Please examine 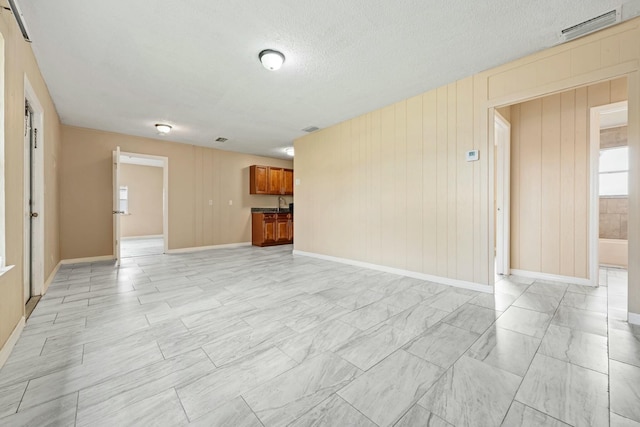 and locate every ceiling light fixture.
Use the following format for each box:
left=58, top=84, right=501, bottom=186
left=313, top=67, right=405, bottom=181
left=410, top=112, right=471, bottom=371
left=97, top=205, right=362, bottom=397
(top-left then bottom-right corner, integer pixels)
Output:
left=155, top=123, right=172, bottom=135
left=284, top=147, right=294, bottom=157
left=259, top=49, right=285, bottom=71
